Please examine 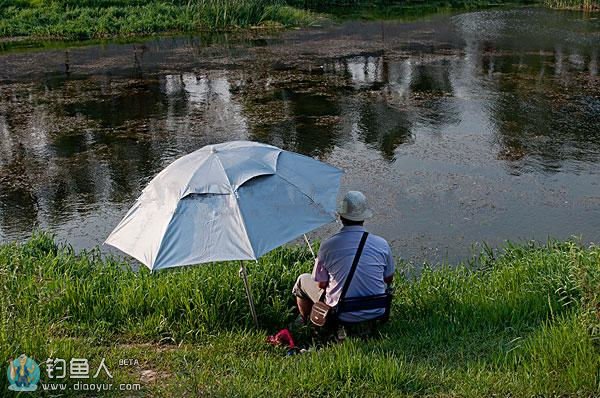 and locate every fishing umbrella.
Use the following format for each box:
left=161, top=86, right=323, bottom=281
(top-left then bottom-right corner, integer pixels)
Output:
left=105, top=140, right=342, bottom=326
